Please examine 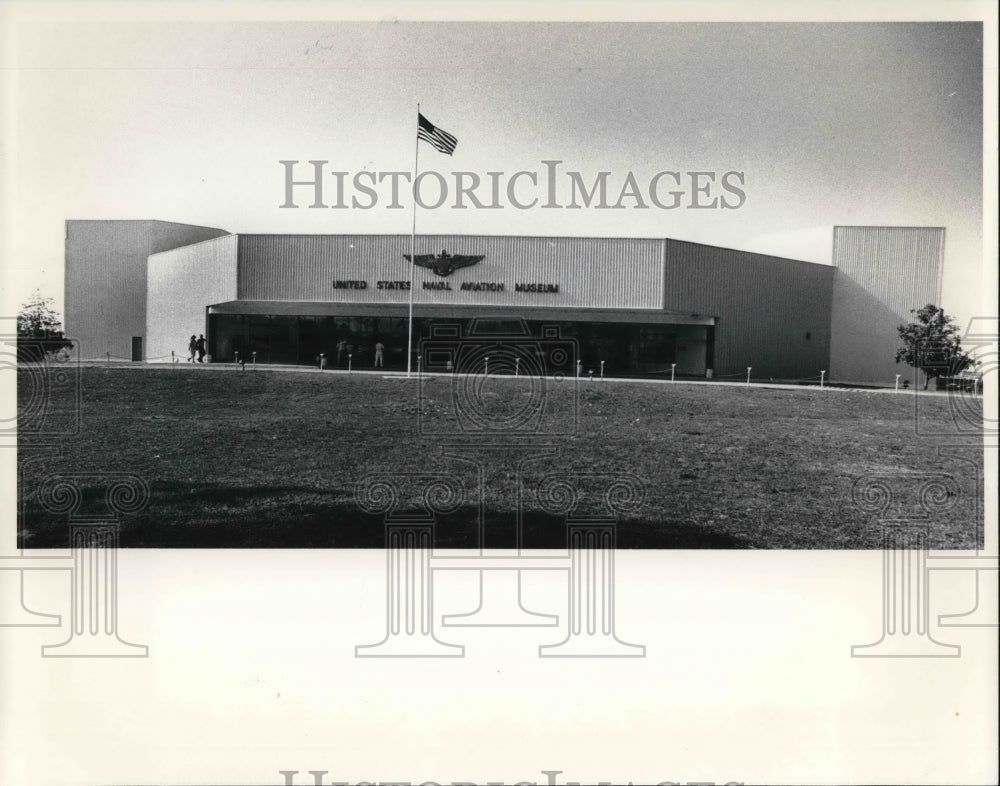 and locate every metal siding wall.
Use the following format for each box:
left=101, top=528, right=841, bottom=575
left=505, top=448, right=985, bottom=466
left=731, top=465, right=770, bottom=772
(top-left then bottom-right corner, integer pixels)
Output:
left=661, top=239, right=834, bottom=379
left=64, top=220, right=229, bottom=359
left=65, top=221, right=149, bottom=360
left=146, top=235, right=239, bottom=361
left=236, top=235, right=664, bottom=310
left=829, top=226, right=945, bottom=384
